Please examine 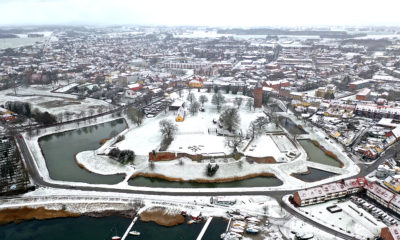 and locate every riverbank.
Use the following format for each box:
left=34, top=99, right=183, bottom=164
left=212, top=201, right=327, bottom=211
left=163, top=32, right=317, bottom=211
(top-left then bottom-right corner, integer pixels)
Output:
left=0, top=206, right=138, bottom=226
left=139, top=207, right=185, bottom=227
left=0, top=207, right=79, bottom=225
left=130, top=171, right=276, bottom=183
